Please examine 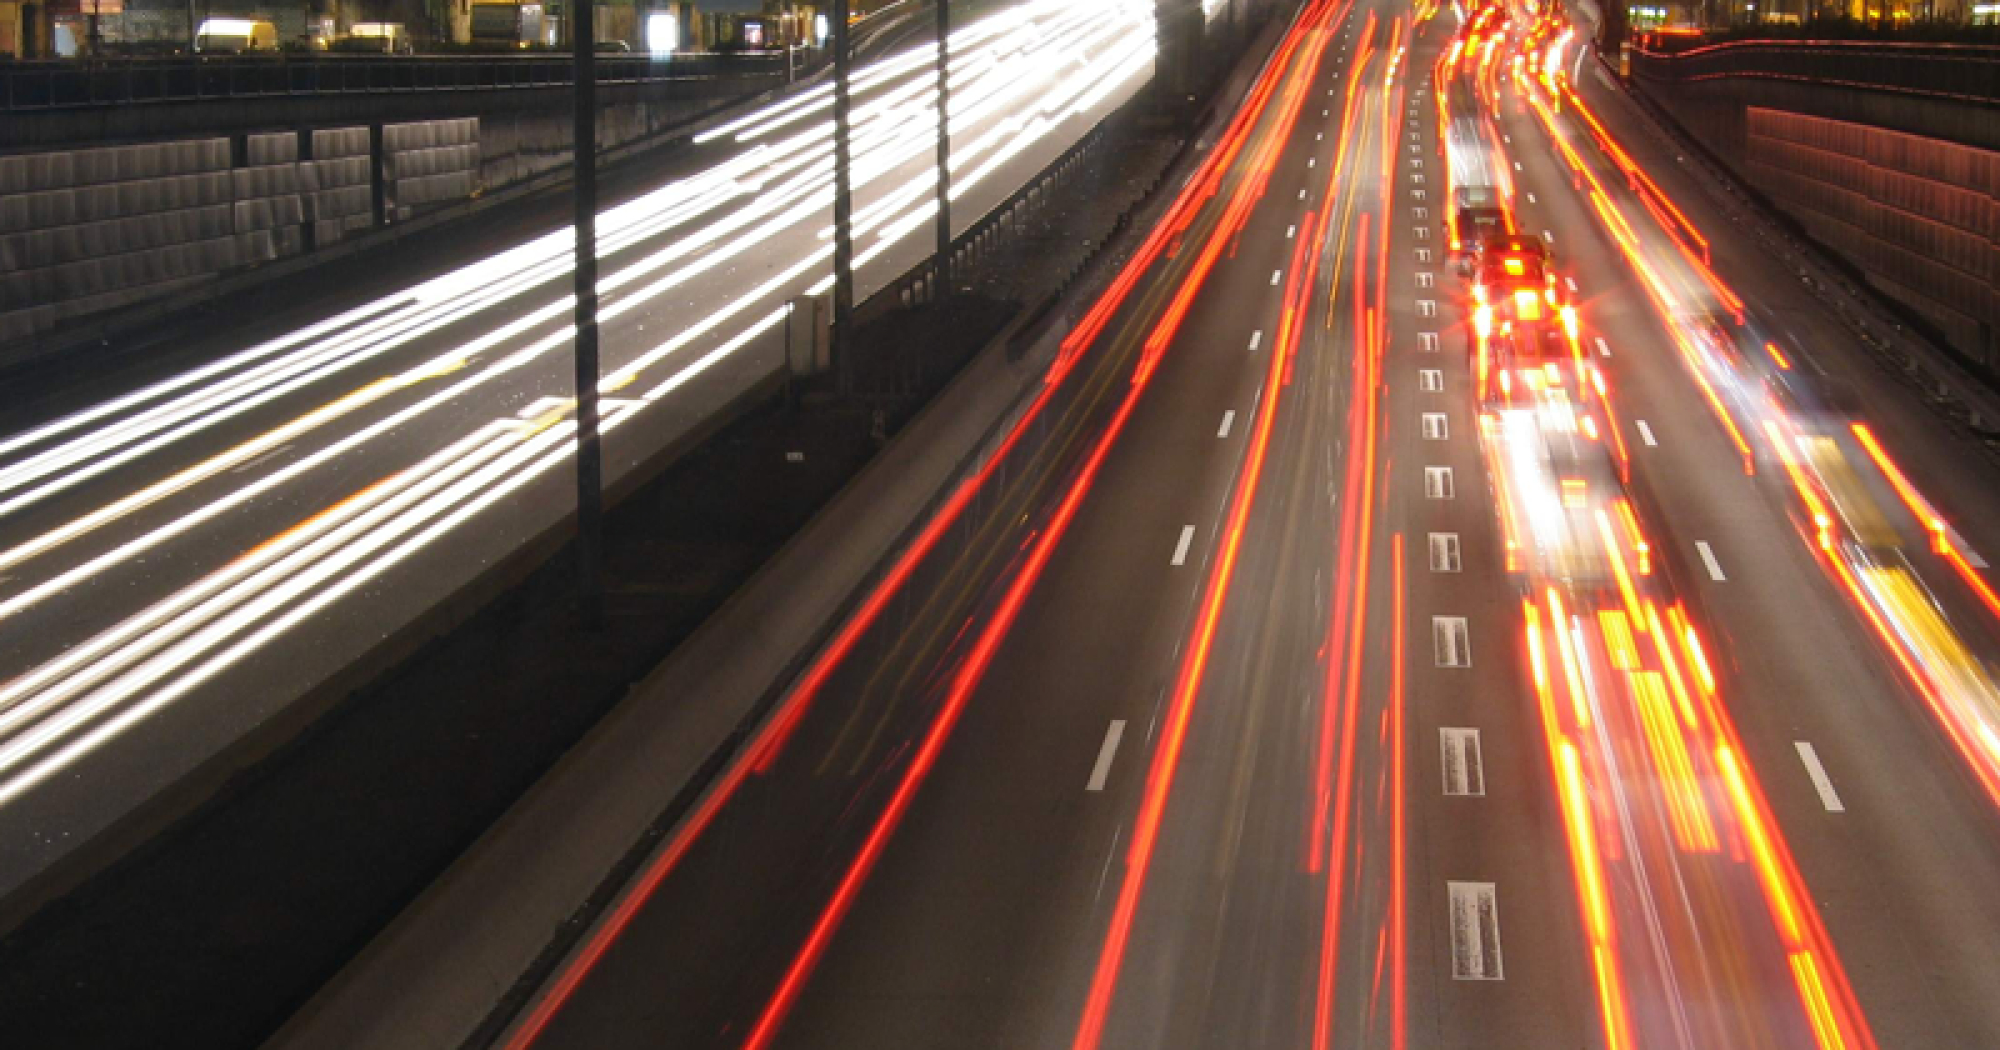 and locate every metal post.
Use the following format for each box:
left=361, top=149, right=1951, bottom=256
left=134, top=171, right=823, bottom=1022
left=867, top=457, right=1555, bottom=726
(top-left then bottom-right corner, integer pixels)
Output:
left=933, top=0, right=951, bottom=300
left=573, top=0, right=605, bottom=626
left=831, top=0, right=854, bottom=393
